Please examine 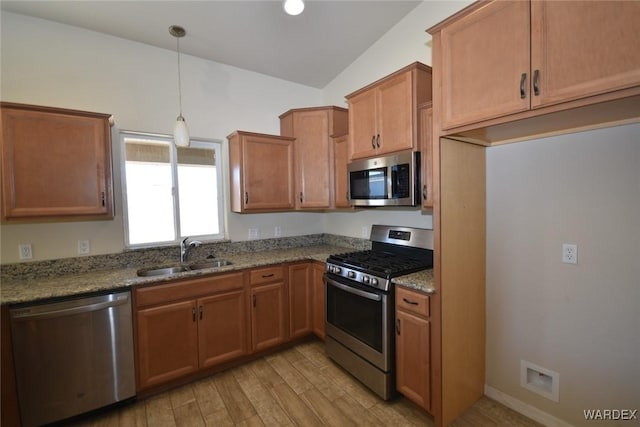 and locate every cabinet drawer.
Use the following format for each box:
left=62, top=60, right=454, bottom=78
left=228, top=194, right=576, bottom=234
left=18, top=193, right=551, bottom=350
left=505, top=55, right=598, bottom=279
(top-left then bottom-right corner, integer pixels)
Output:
left=396, top=286, right=430, bottom=318
left=249, top=266, right=284, bottom=286
left=136, top=272, right=244, bottom=308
